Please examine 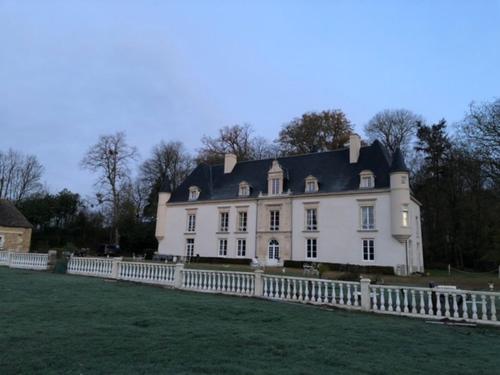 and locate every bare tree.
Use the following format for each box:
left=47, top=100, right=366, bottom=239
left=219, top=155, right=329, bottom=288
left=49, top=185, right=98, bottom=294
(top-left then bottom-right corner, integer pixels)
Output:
left=364, top=109, right=422, bottom=156
left=460, top=99, right=500, bottom=183
left=0, top=149, right=43, bottom=202
left=197, top=124, right=255, bottom=164
left=81, top=132, right=138, bottom=244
